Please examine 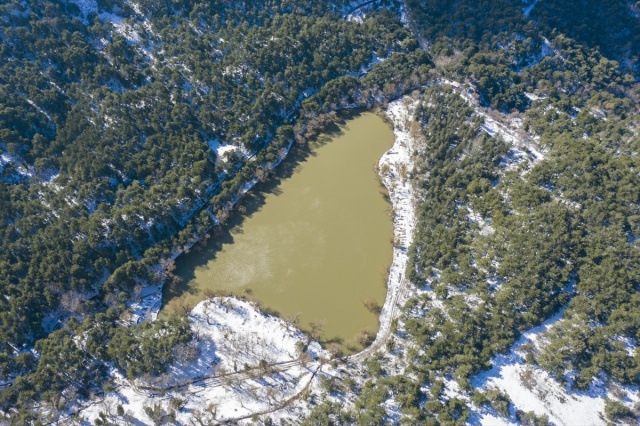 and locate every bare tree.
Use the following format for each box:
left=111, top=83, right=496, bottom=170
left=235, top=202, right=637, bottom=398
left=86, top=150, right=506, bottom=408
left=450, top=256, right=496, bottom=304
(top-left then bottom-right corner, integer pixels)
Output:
left=309, top=319, right=326, bottom=342
left=60, top=291, right=83, bottom=314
